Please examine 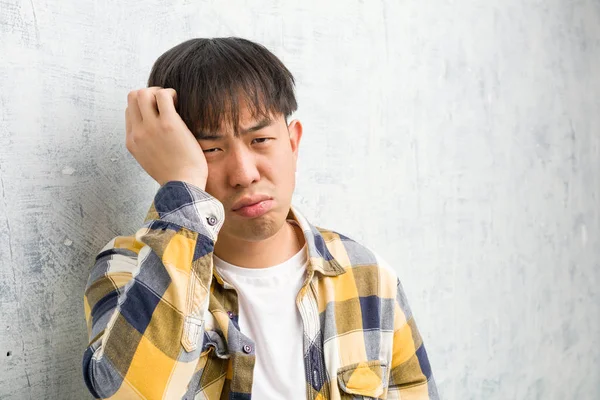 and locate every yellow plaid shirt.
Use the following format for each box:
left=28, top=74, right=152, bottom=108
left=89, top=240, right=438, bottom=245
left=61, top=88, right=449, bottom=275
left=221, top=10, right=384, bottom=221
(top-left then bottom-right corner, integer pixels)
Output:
left=83, top=181, right=438, bottom=399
